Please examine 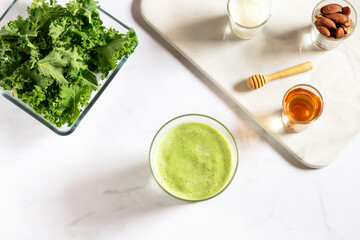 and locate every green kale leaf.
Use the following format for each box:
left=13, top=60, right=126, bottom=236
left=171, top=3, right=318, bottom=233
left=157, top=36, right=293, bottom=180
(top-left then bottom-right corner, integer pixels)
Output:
left=0, top=0, right=138, bottom=127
